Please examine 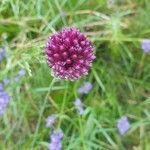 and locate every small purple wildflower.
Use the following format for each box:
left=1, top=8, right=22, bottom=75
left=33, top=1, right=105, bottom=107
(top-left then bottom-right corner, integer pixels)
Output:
left=78, top=82, right=92, bottom=94
left=117, top=116, right=130, bottom=135
left=18, top=69, right=26, bottom=77
left=14, top=76, right=20, bottom=82
left=14, top=69, right=26, bottom=81
left=141, top=39, right=150, bottom=53
left=0, top=47, right=6, bottom=62
left=48, top=130, right=64, bottom=150
left=3, top=78, right=10, bottom=86
left=74, top=98, right=84, bottom=115
left=0, top=83, right=3, bottom=91
left=46, top=115, right=56, bottom=128
left=0, top=89, right=10, bottom=116
left=45, top=27, right=95, bottom=80
left=60, top=11, right=66, bottom=17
